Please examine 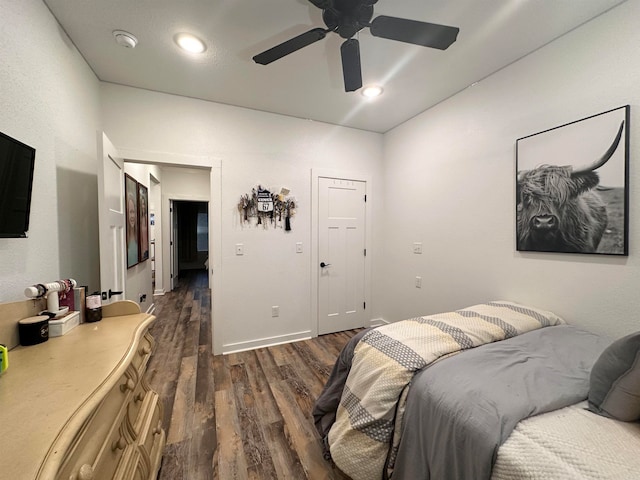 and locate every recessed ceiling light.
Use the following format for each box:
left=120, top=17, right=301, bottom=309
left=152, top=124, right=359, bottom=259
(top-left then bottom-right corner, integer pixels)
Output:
left=175, top=33, right=206, bottom=54
left=362, top=85, right=383, bottom=98
left=113, top=30, right=138, bottom=49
